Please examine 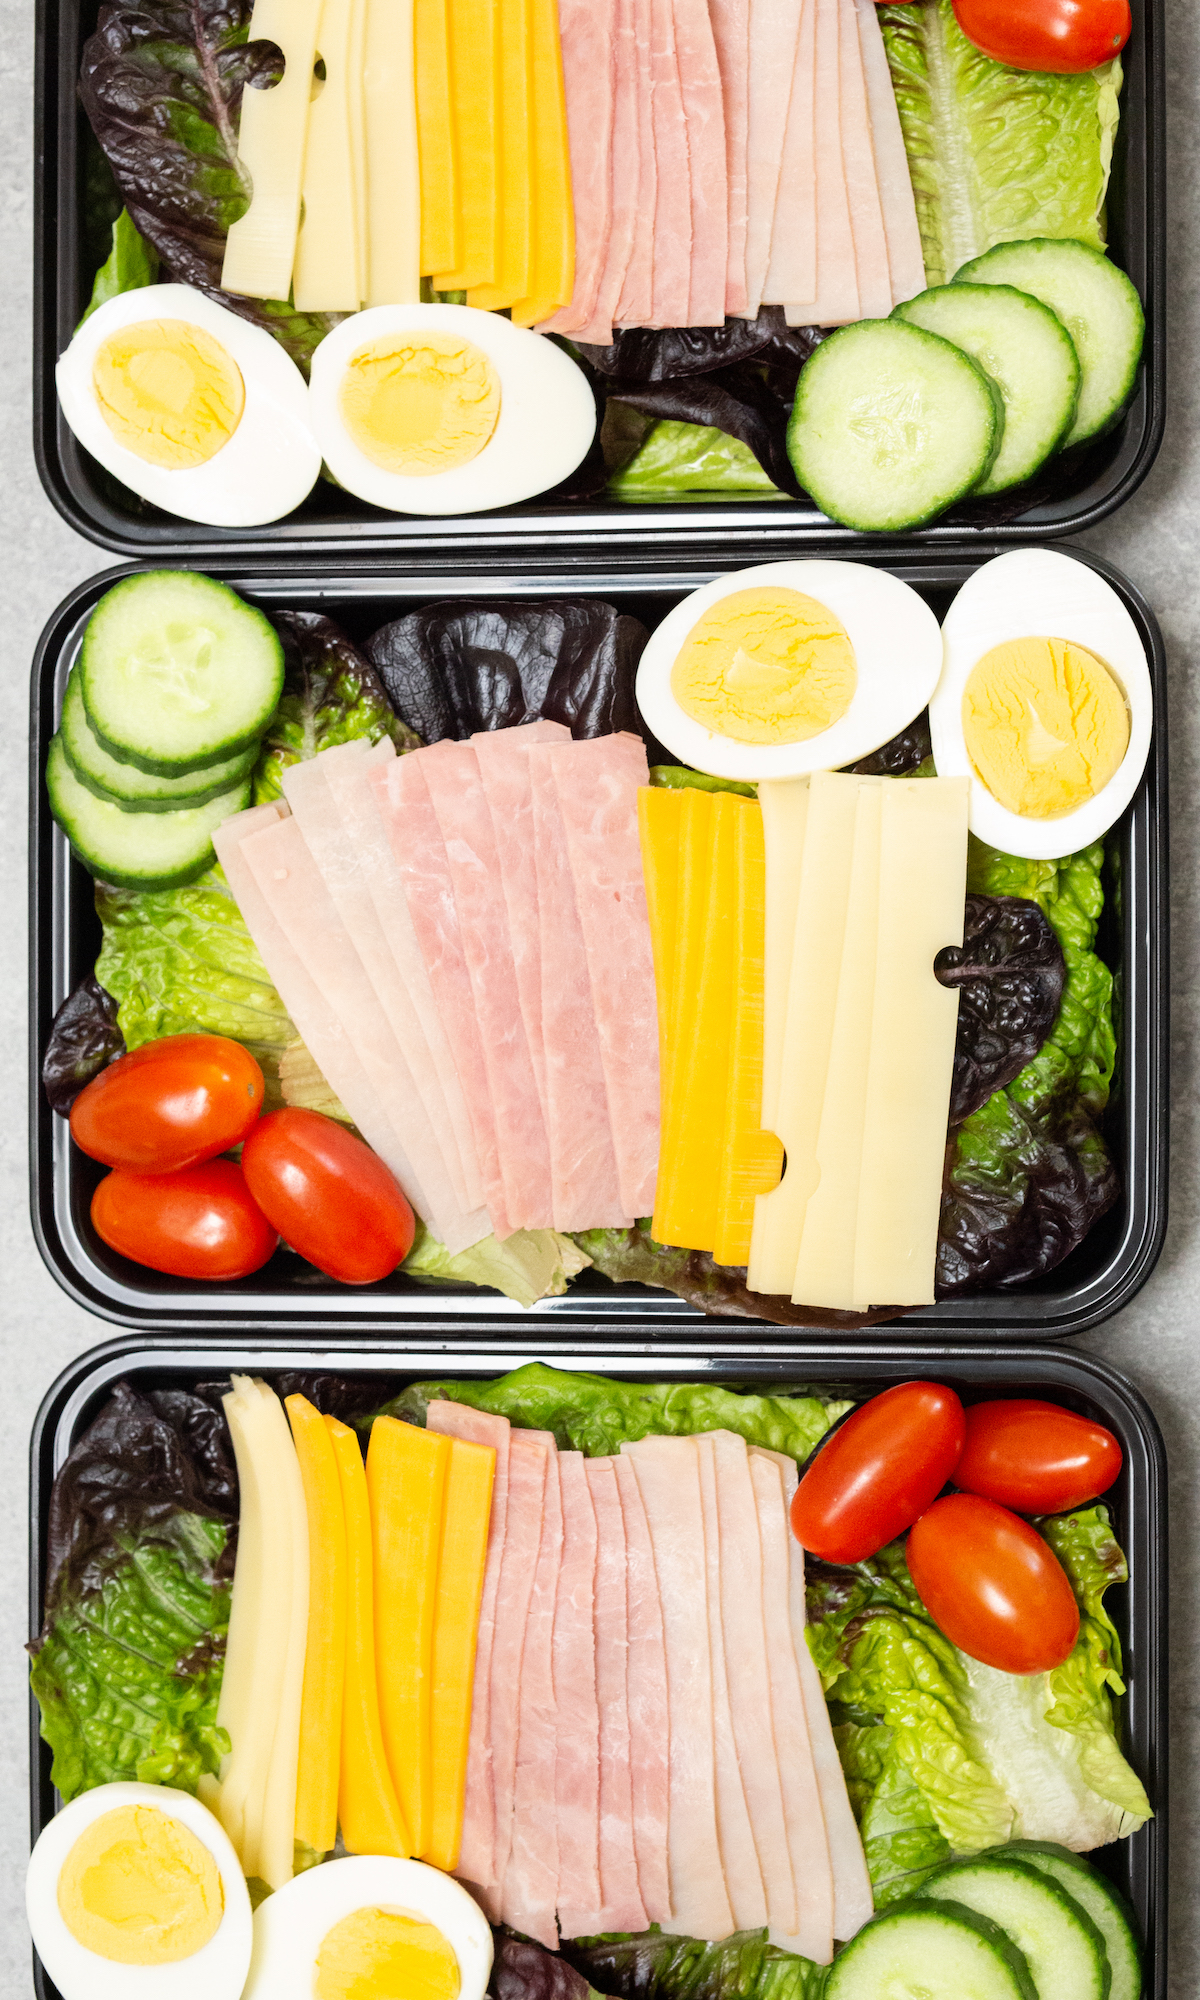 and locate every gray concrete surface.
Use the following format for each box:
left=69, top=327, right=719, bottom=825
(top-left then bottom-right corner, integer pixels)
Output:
left=2, top=0, right=1197, bottom=1988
